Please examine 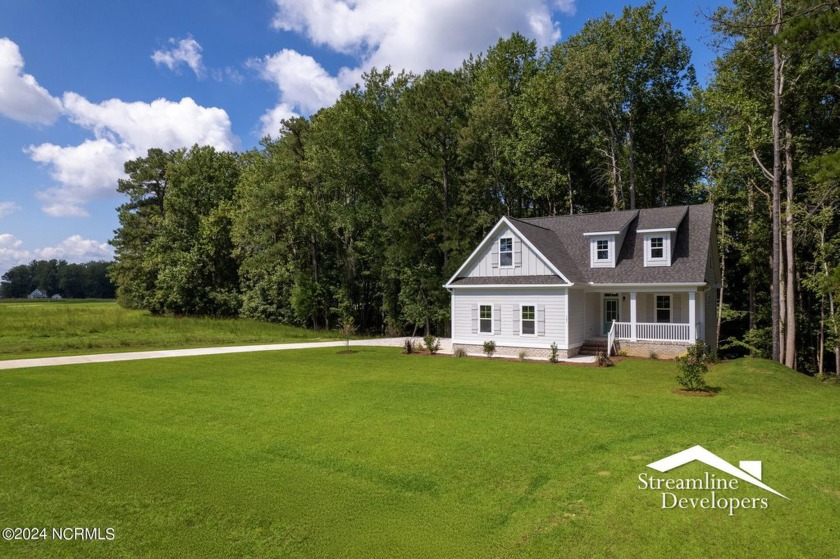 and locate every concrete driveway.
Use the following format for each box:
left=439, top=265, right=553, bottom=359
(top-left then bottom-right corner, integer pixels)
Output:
left=0, top=337, right=450, bottom=370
